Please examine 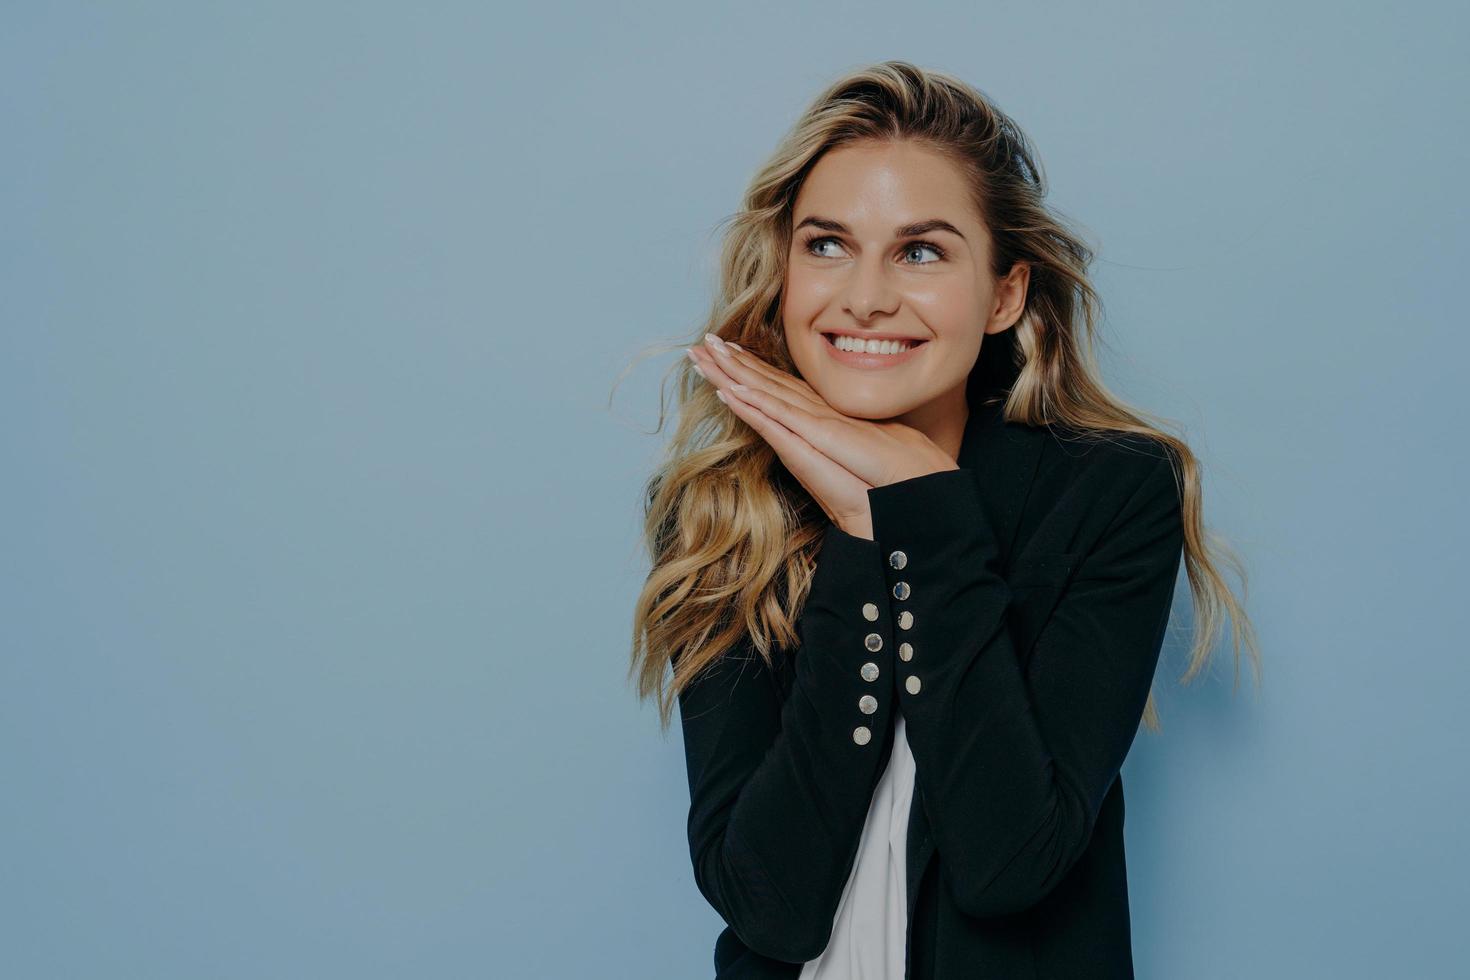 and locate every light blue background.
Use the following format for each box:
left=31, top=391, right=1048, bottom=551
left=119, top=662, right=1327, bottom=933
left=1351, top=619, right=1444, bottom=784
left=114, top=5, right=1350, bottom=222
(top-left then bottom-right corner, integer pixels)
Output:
left=4, top=3, right=1466, bottom=977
